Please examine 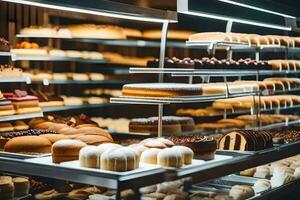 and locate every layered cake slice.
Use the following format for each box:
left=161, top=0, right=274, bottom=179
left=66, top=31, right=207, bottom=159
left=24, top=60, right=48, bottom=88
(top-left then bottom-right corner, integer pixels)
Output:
left=0, top=92, right=15, bottom=116
left=4, top=90, right=41, bottom=114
